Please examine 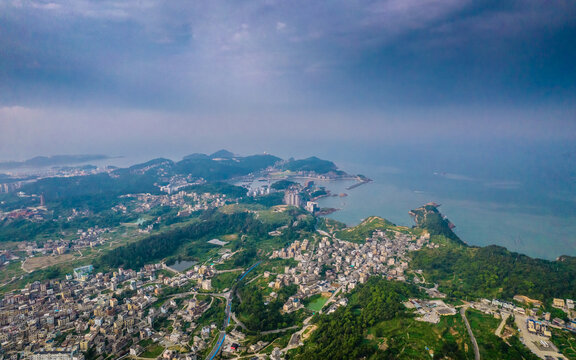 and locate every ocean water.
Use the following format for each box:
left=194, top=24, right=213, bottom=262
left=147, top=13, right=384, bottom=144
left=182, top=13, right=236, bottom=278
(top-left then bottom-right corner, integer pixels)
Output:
left=314, top=140, right=576, bottom=261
